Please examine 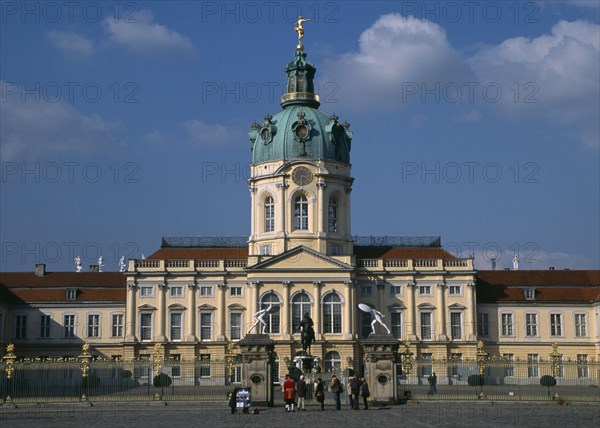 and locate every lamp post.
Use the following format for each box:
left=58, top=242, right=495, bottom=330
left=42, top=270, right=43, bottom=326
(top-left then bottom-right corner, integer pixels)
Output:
left=401, top=342, right=413, bottom=377
left=152, top=343, right=163, bottom=400
left=549, top=342, right=562, bottom=400
left=79, top=343, right=92, bottom=401
left=476, top=341, right=488, bottom=399
left=2, top=343, right=17, bottom=403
